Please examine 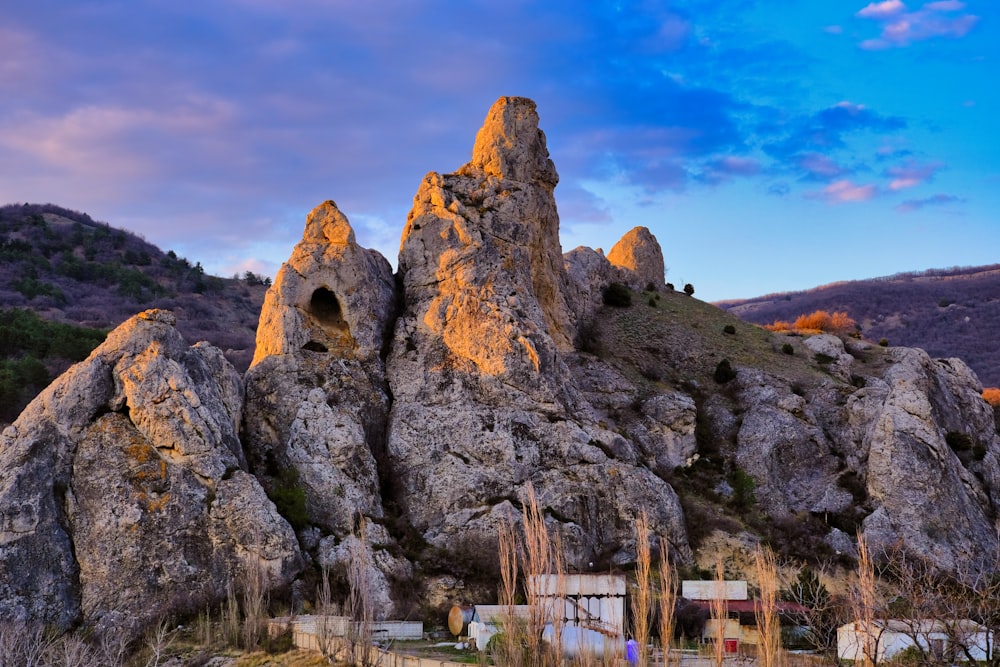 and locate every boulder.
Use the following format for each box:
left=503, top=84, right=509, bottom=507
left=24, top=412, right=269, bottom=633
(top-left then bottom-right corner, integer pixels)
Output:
left=607, top=226, right=666, bottom=290
left=0, top=310, right=301, bottom=641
